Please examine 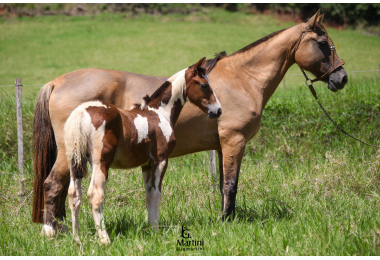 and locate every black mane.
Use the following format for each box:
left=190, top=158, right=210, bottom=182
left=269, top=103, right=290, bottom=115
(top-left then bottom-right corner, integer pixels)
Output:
left=138, top=80, right=171, bottom=108
left=230, top=28, right=287, bottom=56
left=204, top=51, right=228, bottom=74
